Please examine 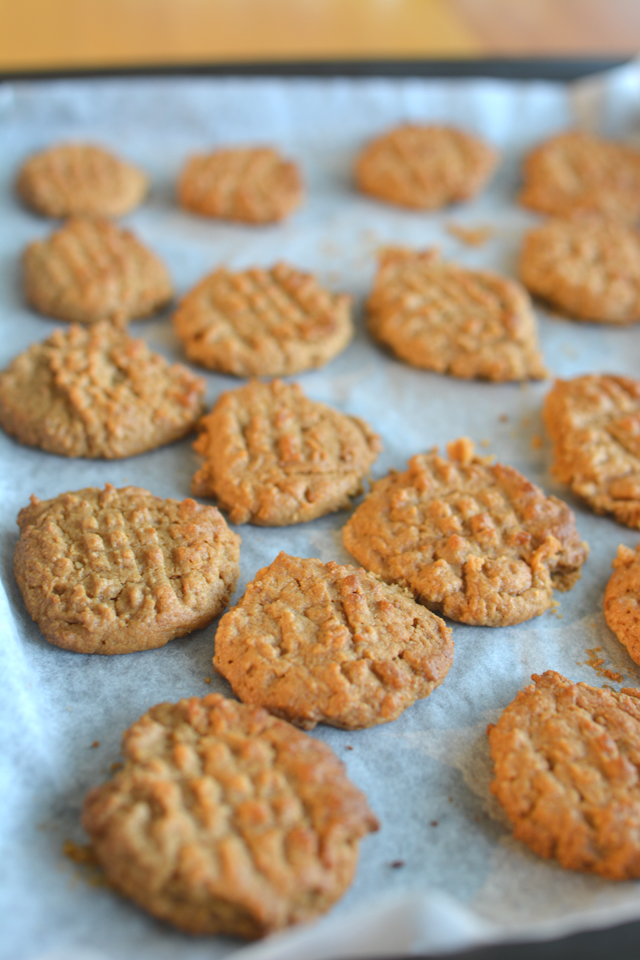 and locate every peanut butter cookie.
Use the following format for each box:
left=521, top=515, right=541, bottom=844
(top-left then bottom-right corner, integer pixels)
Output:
left=543, top=374, right=640, bottom=528
left=192, top=379, right=381, bottom=525
left=519, top=215, right=640, bottom=324
left=489, top=671, right=640, bottom=879
left=343, top=438, right=587, bottom=627
left=15, top=485, right=240, bottom=654
left=604, top=543, right=640, bottom=665
left=367, top=248, right=547, bottom=381
left=519, top=131, right=640, bottom=224
left=0, top=322, right=205, bottom=458
left=82, top=693, right=378, bottom=935
left=17, top=142, right=147, bottom=218
left=355, top=124, right=497, bottom=210
left=178, top=146, right=303, bottom=223
left=214, top=552, right=453, bottom=730
left=173, top=262, right=353, bottom=377
left=23, top=217, right=172, bottom=324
